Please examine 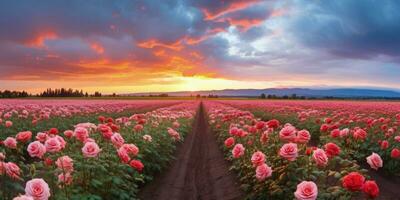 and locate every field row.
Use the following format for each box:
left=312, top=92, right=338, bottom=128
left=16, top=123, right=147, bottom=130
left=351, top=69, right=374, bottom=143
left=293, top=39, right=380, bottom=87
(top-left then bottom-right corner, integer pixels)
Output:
left=205, top=100, right=400, bottom=199
left=0, top=100, right=198, bottom=200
